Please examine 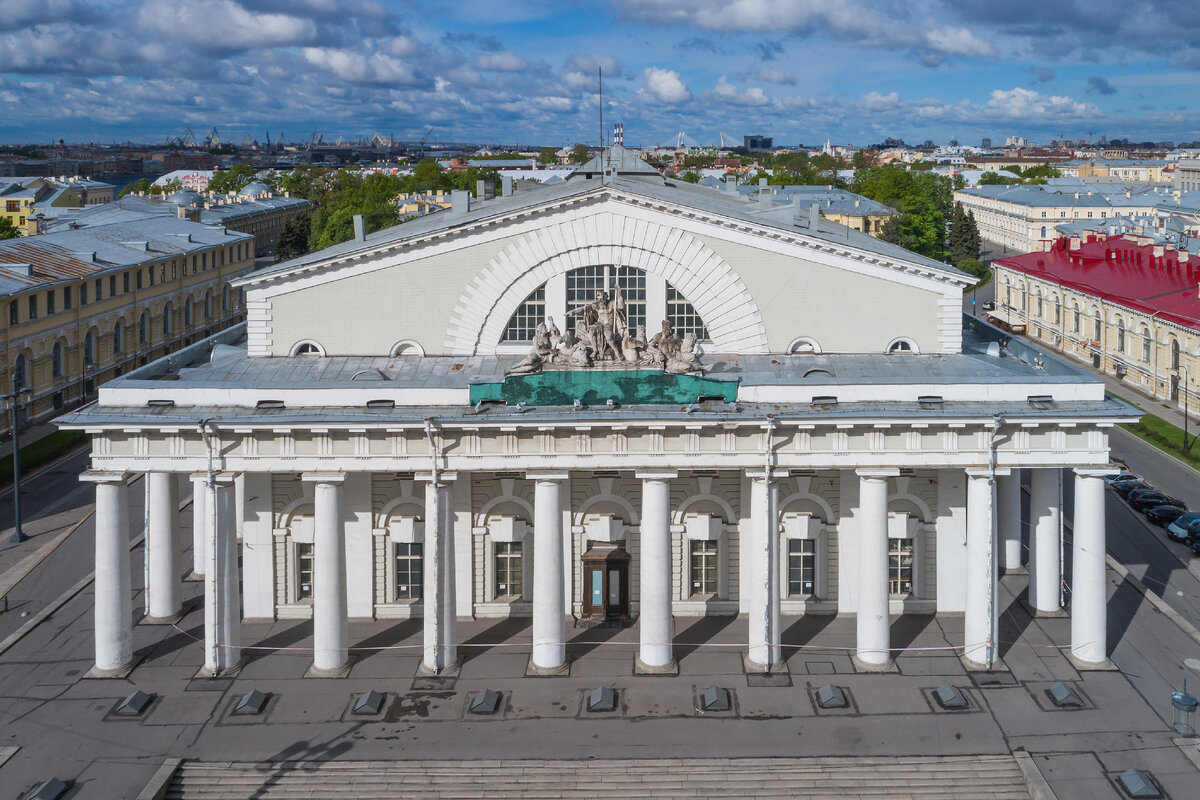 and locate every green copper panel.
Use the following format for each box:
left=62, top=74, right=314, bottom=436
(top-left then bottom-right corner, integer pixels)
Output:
left=468, top=369, right=738, bottom=406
